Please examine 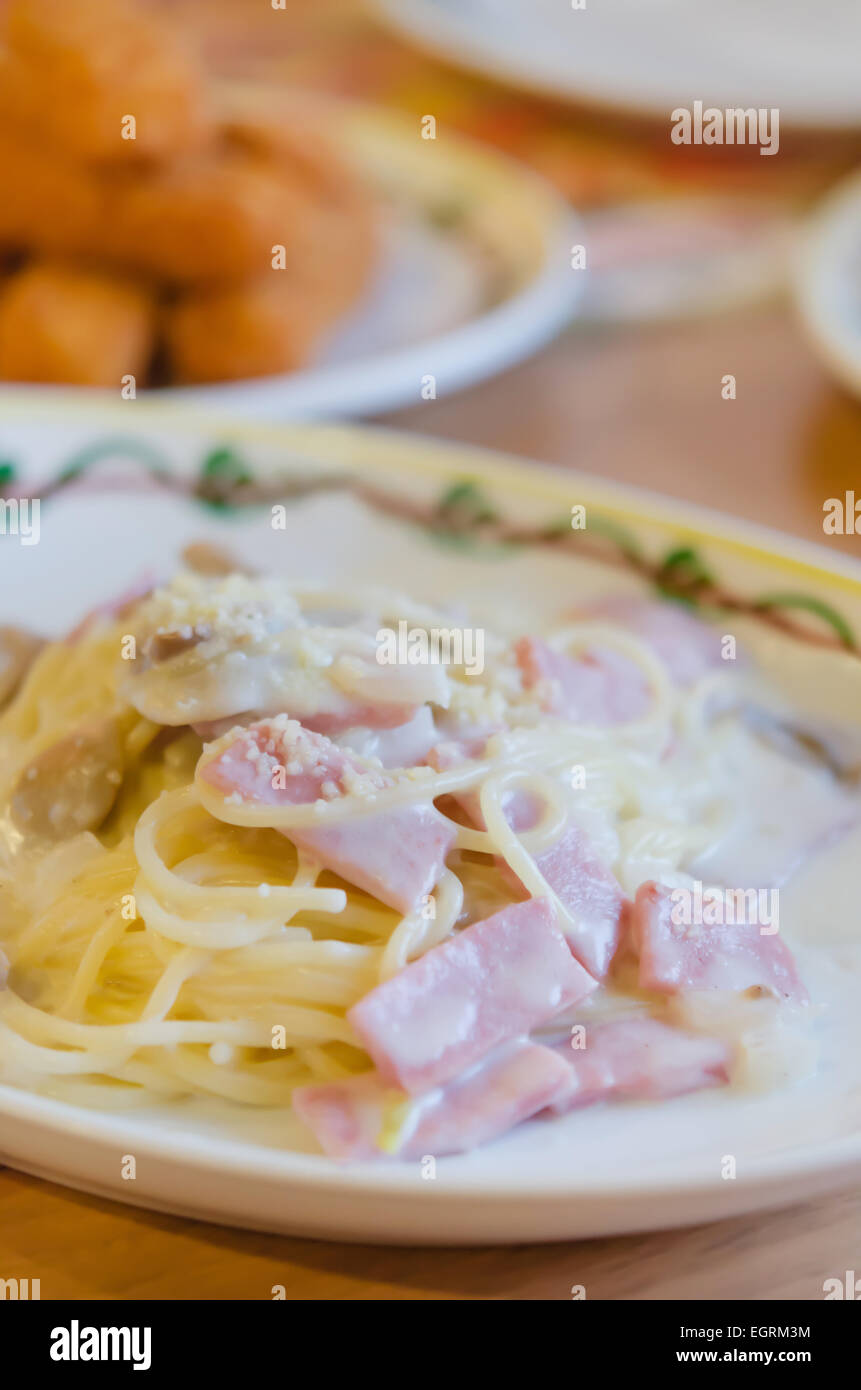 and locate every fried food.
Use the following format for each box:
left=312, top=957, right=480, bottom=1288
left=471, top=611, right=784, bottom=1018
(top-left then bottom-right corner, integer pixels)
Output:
left=0, top=2, right=377, bottom=386
left=164, top=276, right=330, bottom=384
left=0, top=116, right=106, bottom=255
left=110, top=109, right=377, bottom=293
left=223, top=111, right=364, bottom=206
left=0, top=263, right=156, bottom=386
left=222, top=113, right=377, bottom=316
left=1, top=0, right=211, bottom=164
left=109, top=150, right=319, bottom=286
